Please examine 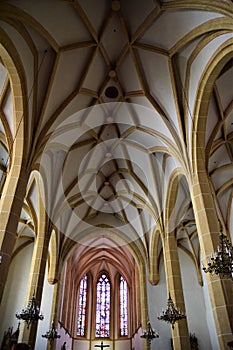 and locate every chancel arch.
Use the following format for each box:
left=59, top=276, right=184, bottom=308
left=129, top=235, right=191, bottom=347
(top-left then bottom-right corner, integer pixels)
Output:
left=57, top=232, right=142, bottom=350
